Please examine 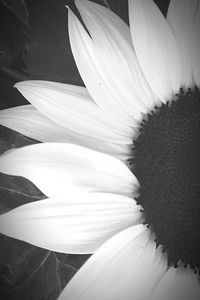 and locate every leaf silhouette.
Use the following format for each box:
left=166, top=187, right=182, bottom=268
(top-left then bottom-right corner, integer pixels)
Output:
left=0, top=237, right=90, bottom=300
